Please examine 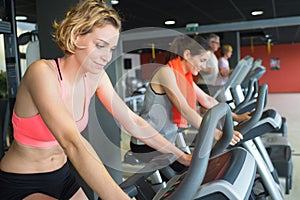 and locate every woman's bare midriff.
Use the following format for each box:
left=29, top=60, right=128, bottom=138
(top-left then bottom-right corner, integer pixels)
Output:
left=0, top=141, right=67, bottom=173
